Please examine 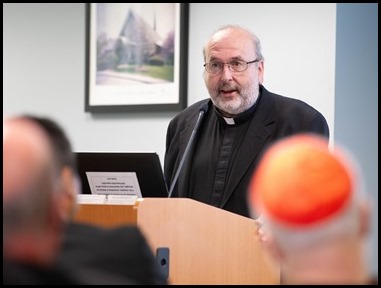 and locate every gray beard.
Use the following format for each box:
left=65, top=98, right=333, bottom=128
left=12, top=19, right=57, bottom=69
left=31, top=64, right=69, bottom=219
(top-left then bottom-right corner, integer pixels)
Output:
left=211, top=84, right=259, bottom=115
